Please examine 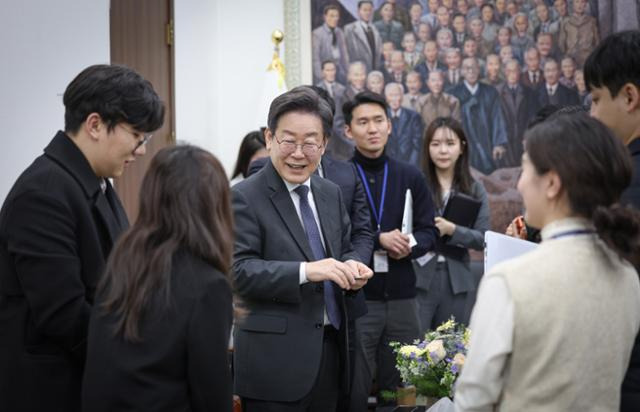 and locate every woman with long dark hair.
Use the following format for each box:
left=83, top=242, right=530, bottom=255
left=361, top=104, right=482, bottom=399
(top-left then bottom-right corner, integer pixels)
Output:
left=230, top=129, right=267, bottom=186
left=416, top=117, right=490, bottom=332
left=82, top=145, right=235, bottom=411
left=455, top=113, right=640, bottom=411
